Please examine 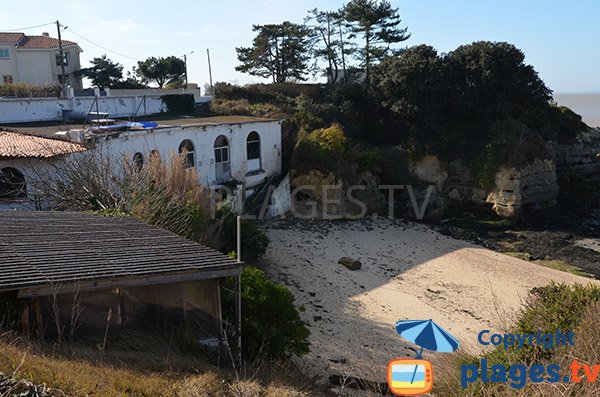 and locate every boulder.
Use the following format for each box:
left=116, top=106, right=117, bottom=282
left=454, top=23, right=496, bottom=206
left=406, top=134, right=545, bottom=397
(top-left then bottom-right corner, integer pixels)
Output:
left=448, top=188, right=462, bottom=203
left=338, top=257, right=362, bottom=270
left=409, top=155, right=448, bottom=192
